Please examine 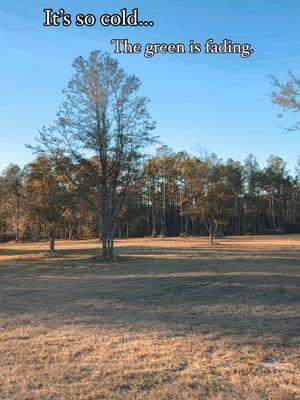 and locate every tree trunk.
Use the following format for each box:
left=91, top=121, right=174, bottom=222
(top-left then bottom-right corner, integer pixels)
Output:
left=107, top=231, right=114, bottom=259
left=147, top=180, right=151, bottom=236
left=34, top=224, right=39, bottom=242
left=101, top=229, right=108, bottom=258
left=152, top=206, right=156, bottom=237
left=101, top=231, right=114, bottom=259
left=184, top=215, right=189, bottom=235
left=206, top=223, right=215, bottom=245
left=49, top=230, right=55, bottom=255
left=191, top=218, right=195, bottom=235
left=68, top=225, right=73, bottom=240
left=160, top=175, right=166, bottom=237
left=101, top=212, right=115, bottom=260
left=77, top=224, right=82, bottom=240
left=180, top=200, right=184, bottom=236
left=15, top=194, right=20, bottom=243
